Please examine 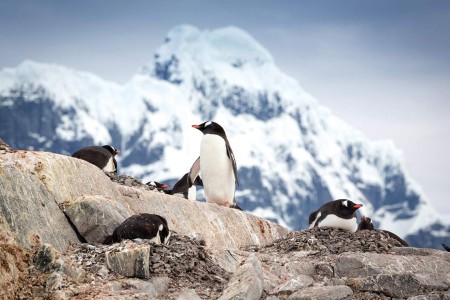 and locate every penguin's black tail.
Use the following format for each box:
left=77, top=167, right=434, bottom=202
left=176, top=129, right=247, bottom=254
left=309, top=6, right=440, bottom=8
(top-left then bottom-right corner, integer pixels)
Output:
left=442, top=243, right=450, bottom=252
left=231, top=203, right=243, bottom=211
